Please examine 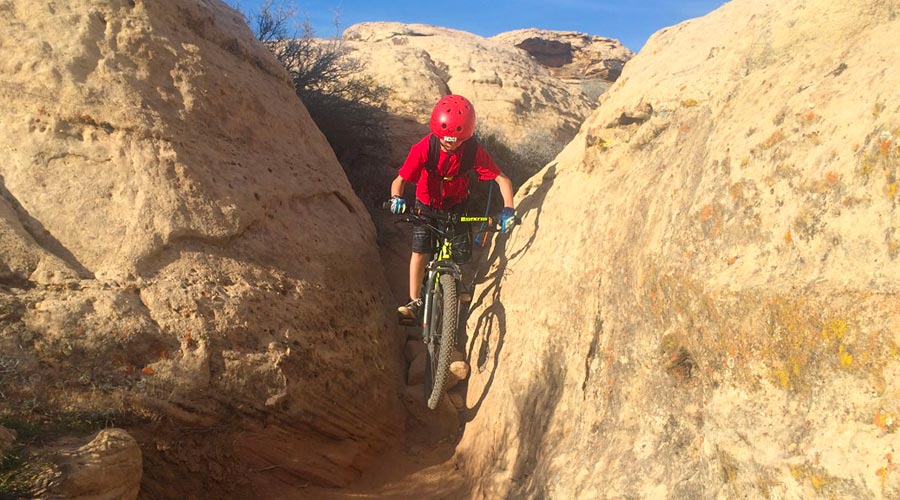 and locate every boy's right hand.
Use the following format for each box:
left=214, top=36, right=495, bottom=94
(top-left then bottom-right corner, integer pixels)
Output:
left=389, top=196, right=407, bottom=214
